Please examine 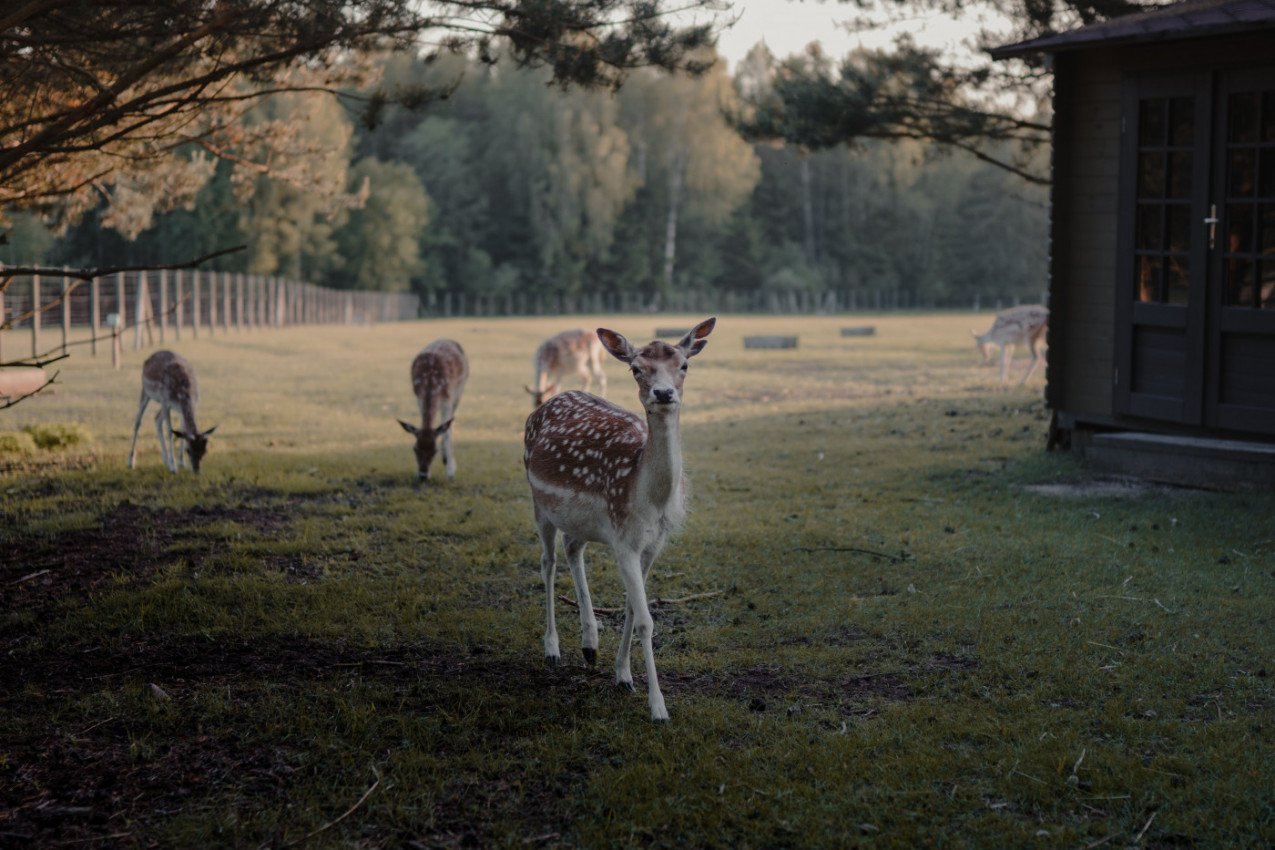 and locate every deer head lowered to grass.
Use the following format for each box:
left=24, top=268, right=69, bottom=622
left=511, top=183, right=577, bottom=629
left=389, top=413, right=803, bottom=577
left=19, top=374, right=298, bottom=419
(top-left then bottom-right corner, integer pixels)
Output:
left=128, top=350, right=217, bottom=473
left=971, top=305, right=1049, bottom=384
left=398, top=339, right=469, bottom=482
left=523, top=317, right=716, bottom=722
